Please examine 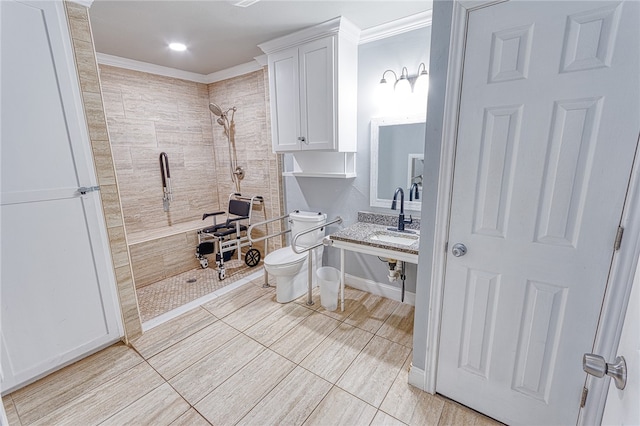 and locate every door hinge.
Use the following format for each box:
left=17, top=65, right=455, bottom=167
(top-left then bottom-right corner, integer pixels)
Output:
left=77, top=185, right=100, bottom=195
left=580, top=387, right=588, bottom=408
left=614, top=226, right=624, bottom=251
